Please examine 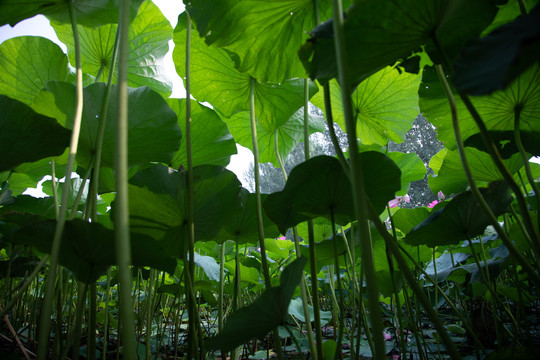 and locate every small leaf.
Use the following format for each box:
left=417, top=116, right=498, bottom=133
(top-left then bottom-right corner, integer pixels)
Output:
left=206, top=257, right=306, bottom=352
